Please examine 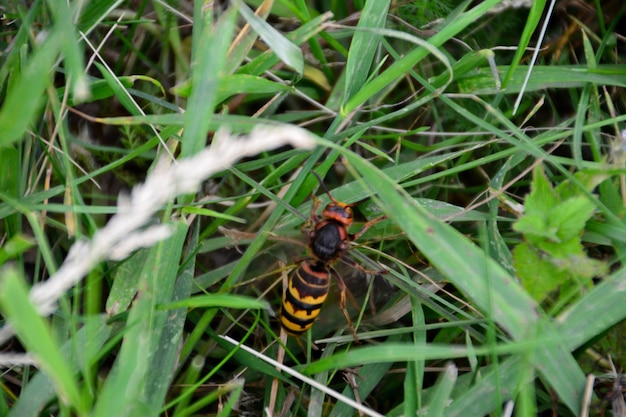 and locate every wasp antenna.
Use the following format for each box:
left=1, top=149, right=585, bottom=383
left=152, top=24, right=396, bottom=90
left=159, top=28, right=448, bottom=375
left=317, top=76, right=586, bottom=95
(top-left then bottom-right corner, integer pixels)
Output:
left=310, top=171, right=339, bottom=203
